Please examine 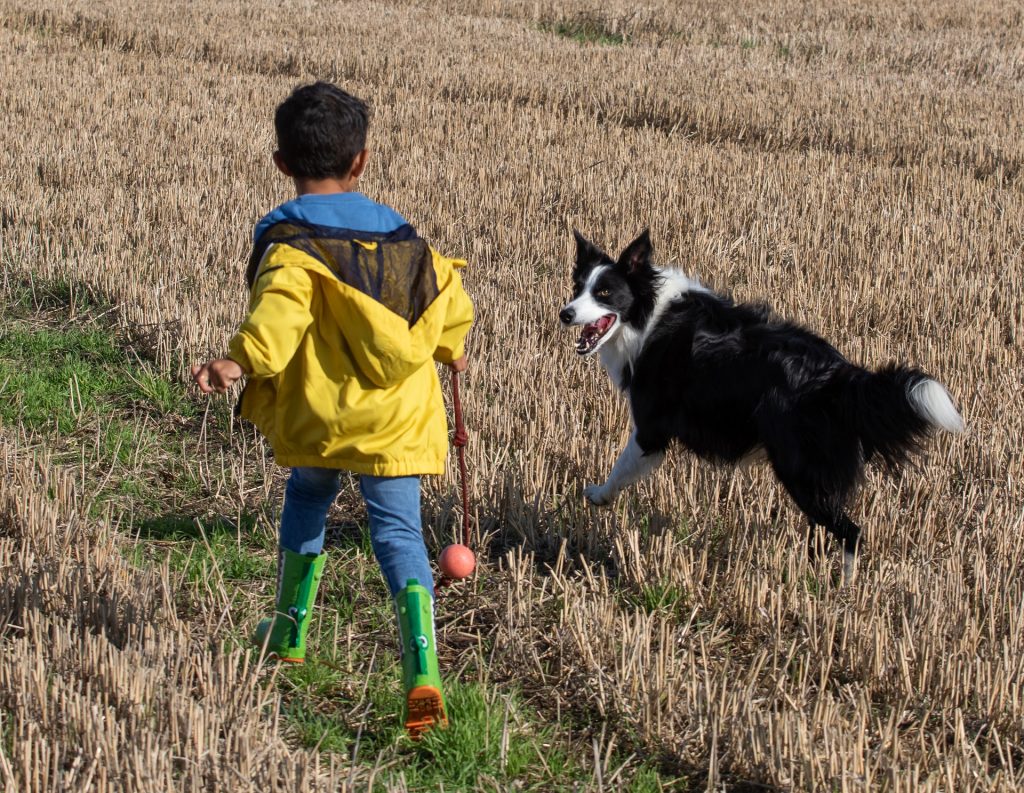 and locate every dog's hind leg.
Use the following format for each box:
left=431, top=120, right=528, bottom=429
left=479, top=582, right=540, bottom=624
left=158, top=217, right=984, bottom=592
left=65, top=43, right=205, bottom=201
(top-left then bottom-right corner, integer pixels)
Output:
left=763, top=410, right=863, bottom=581
left=584, top=430, right=666, bottom=507
left=770, top=460, right=861, bottom=582
left=832, top=513, right=862, bottom=583
left=798, top=507, right=861, bottom=582
left=800, top=508, right=861, bottom=583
